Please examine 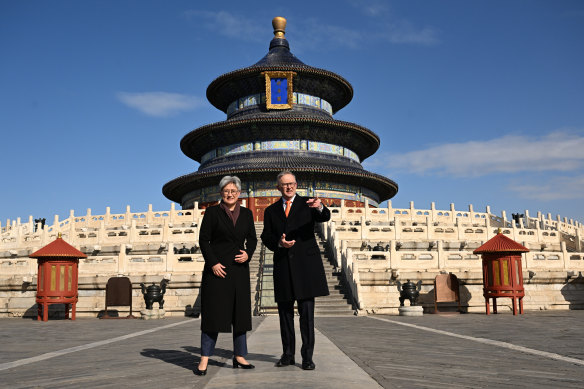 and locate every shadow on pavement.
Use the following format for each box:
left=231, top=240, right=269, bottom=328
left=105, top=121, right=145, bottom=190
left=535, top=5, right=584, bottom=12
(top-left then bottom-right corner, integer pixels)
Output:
left=141, top=346, right=280, bottom=371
